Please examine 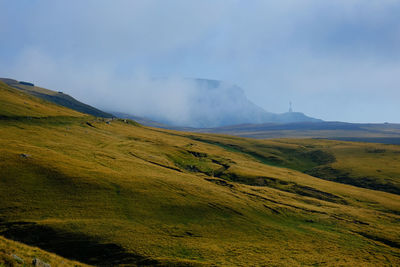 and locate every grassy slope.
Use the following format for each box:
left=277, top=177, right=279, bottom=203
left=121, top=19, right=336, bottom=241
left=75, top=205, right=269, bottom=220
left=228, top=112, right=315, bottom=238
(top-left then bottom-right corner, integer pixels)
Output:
left=0, top=235, right=89, bottom=266
left=0, top=79, right=113, bottom=118
left=0, top=83, right=399, bottom=266
left=0, top=81, right=84, bottom=118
